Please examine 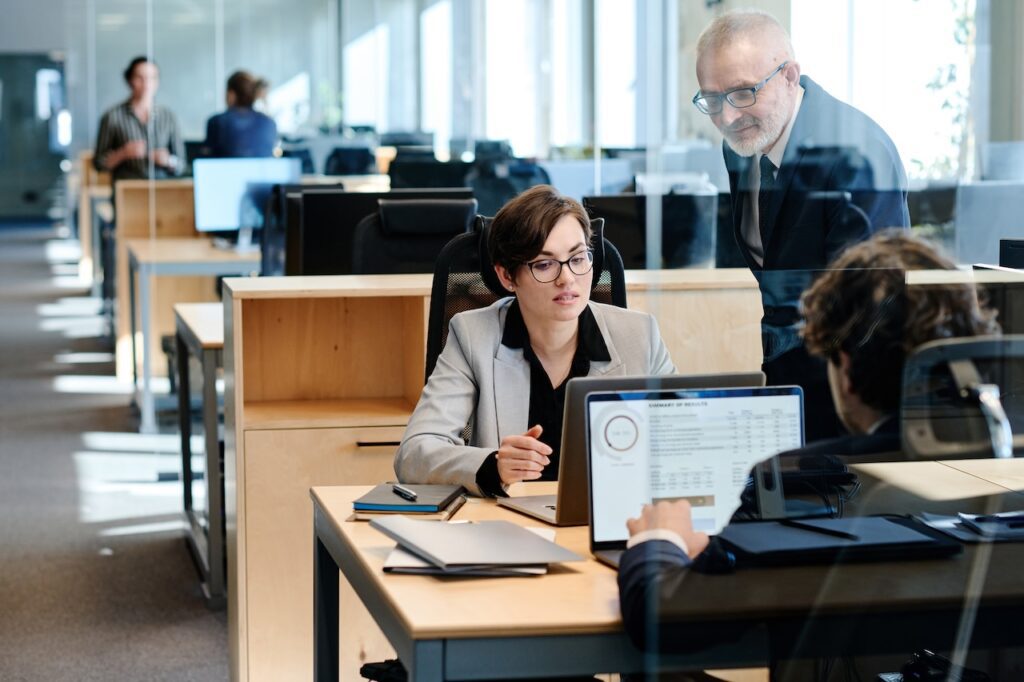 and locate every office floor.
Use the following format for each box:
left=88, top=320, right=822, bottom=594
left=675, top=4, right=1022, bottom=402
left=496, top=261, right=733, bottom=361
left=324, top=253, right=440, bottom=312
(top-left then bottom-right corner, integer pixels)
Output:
left=0, top=225, right=227, bottom=681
